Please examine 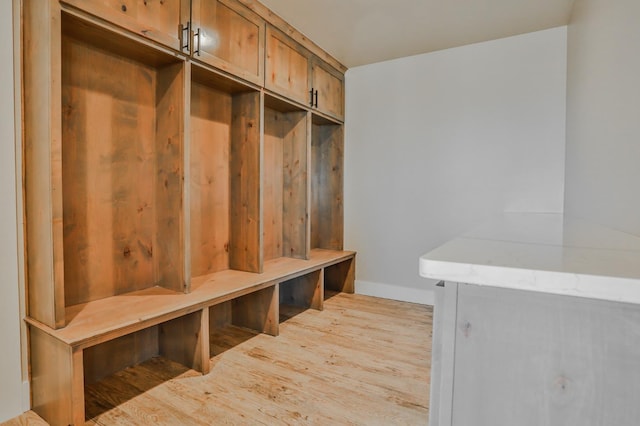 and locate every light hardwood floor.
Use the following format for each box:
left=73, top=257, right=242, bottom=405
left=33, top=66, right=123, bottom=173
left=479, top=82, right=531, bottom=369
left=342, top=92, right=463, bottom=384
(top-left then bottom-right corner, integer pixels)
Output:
left=3, top=293, right=432, bottom=425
